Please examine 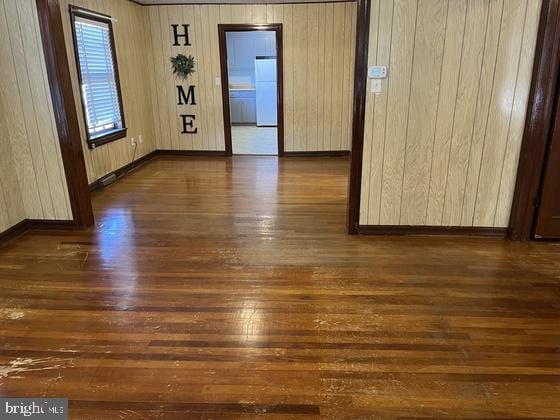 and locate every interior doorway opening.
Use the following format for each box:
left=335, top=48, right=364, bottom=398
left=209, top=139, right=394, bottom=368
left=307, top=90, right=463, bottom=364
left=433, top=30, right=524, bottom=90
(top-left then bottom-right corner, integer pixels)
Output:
left=218, top=24, right=284, bottom=156
left=228, top=31, right=277, bottom=155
